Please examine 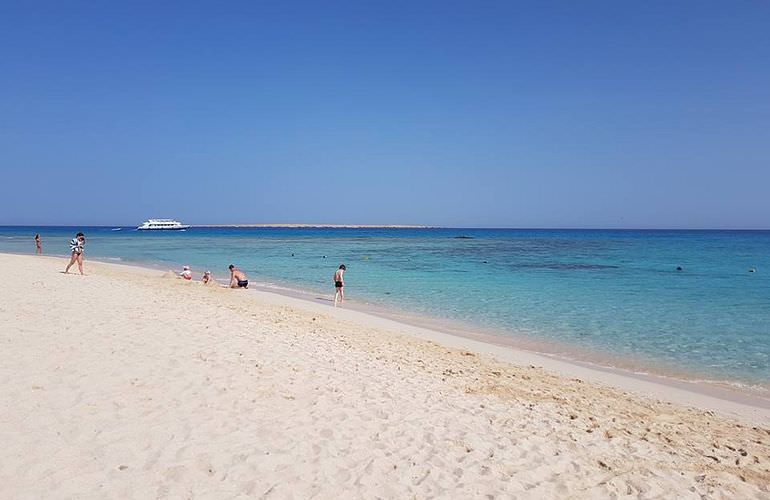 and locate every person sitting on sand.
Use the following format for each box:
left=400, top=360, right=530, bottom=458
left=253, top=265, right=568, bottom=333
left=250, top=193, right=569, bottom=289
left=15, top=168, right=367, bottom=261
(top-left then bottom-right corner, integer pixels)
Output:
left=180, top=265, right=192, bottom=280
left=228, top=265, right=248, bottom=288
left=333, top=264, right=346, bottom=307
left=201, top=270, right=214, bottom=285
left=34, top=234, right=42, bottom=255
left=64, top=232, right=86, bottom=275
